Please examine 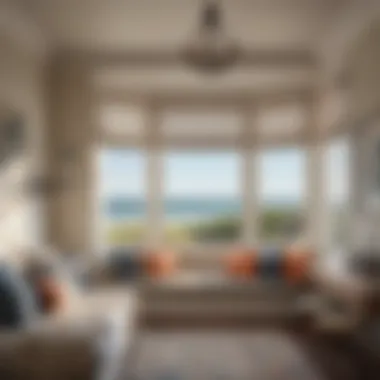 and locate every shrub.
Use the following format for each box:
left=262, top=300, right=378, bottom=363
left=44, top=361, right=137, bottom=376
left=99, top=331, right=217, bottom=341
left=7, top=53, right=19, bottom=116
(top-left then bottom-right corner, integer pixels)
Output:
left=106, top=207, right=304, bottom=245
